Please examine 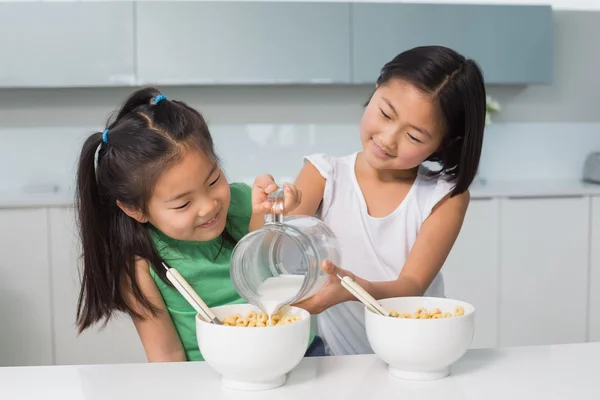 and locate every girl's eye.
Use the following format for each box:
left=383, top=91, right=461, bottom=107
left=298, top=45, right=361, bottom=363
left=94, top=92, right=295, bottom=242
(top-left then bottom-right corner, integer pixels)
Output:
left=209, top=174, right=221, bottom=187
left=173, top=202, right=190, bottom=210
left=379, top=108, right=391, bottom=120
left=407, top=133, right=422, bottom=144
